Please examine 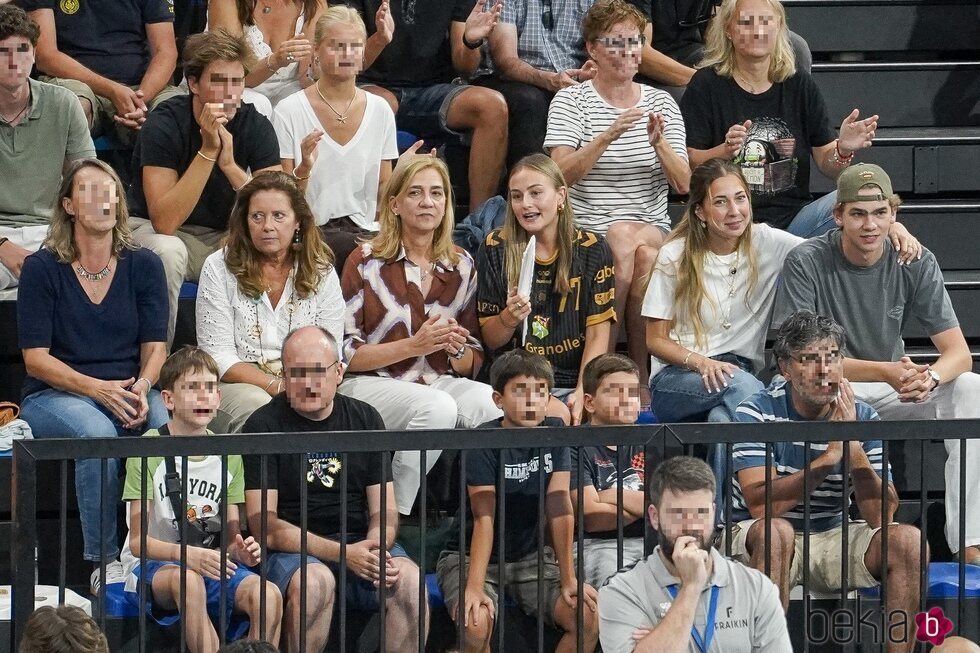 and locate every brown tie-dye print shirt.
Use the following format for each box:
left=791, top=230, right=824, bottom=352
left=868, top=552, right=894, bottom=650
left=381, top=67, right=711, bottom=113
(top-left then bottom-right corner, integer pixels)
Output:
left=341, top=243, right=483, bottom=384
